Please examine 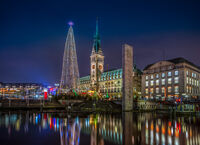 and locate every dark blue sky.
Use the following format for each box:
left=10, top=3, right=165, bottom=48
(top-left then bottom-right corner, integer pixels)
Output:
left=0, top=0, right=200, bottom=84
